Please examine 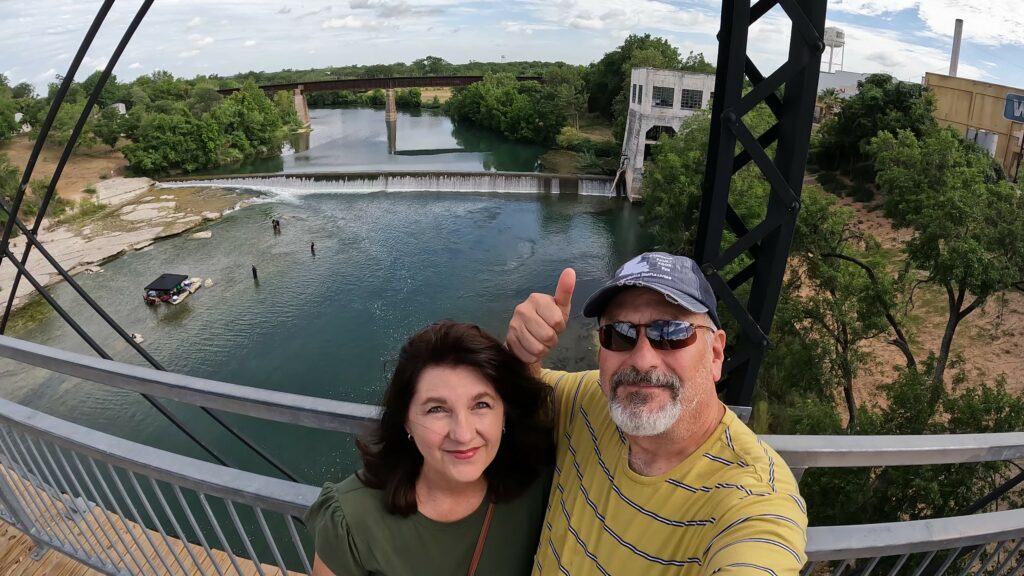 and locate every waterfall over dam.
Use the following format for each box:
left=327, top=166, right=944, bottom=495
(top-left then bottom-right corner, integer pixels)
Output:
left=158, top=171, right=619, bottom=199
